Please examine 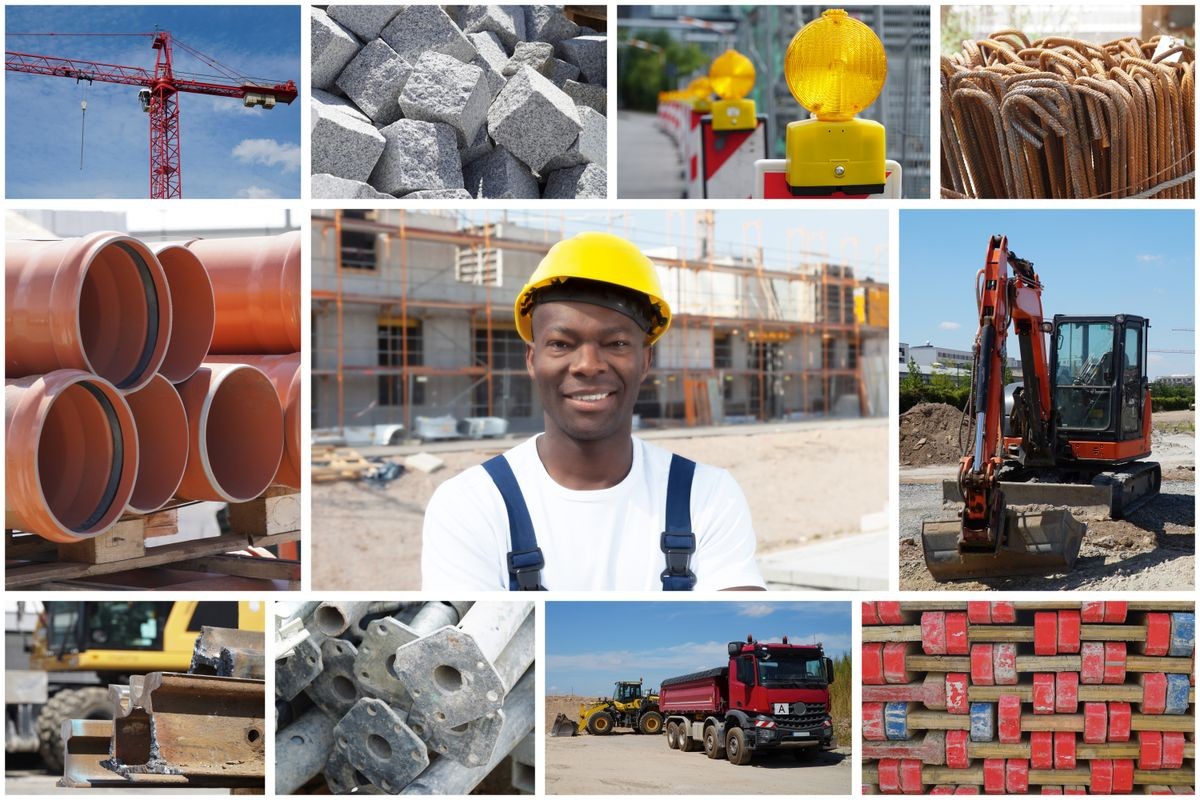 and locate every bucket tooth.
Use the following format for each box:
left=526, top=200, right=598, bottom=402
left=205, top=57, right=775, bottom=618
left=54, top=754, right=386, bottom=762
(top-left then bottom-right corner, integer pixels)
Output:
left=921, top=509, right=1085, bottom=582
